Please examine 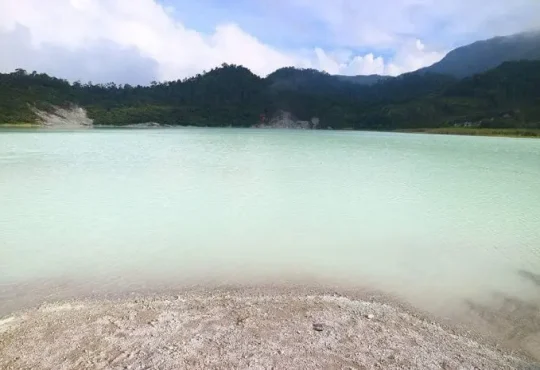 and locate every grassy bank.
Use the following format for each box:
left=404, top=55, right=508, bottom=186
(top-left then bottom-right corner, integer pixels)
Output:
left=399, top=127, right=540, bottom=138
left=0, top=122, right=40, bottom=128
